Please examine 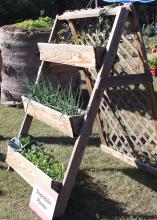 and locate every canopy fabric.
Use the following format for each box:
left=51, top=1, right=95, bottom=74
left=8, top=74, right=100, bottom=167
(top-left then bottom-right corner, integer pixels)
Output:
left=102, top=0, right=155, bottom=2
